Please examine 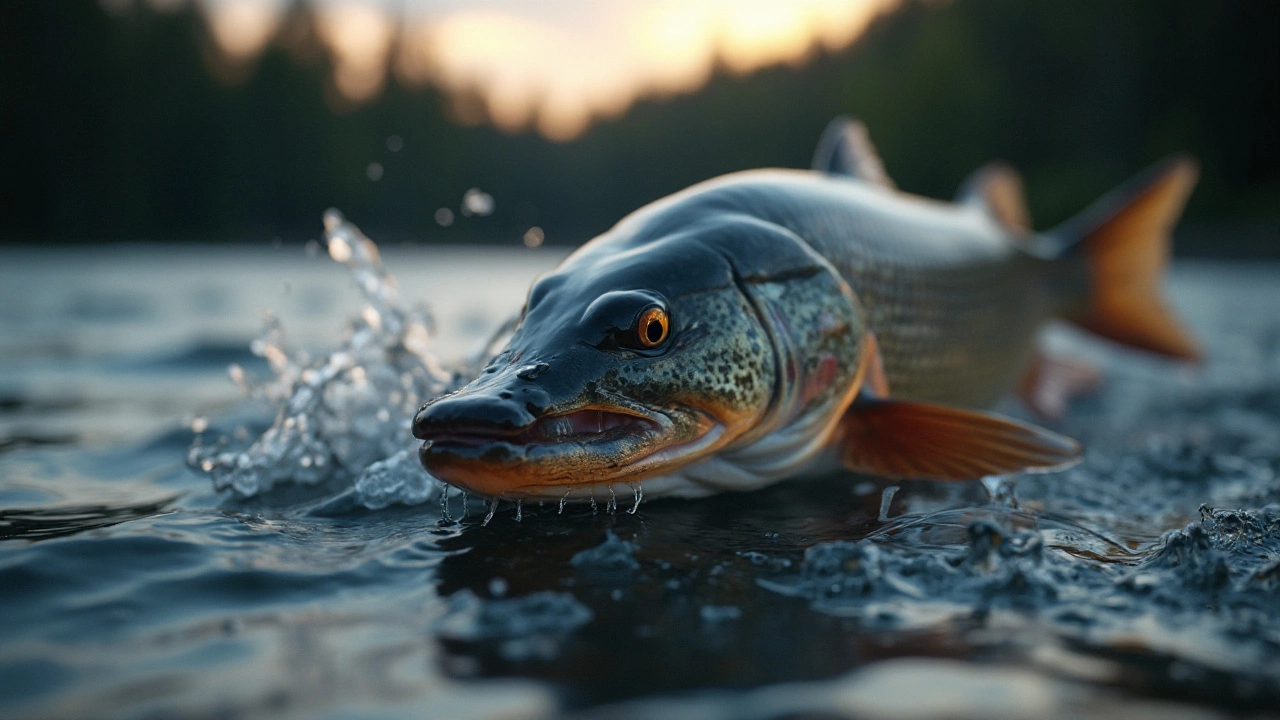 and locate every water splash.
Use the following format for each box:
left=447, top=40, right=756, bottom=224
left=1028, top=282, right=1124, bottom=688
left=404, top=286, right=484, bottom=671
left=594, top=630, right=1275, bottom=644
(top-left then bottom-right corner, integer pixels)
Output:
left=434, top=589, right=593, bottom=662
left=570, top=529, right=640, bottom=575
left=759, top=501, right=1280, bottom=678
left=188, top=210, right=456, bottom=506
